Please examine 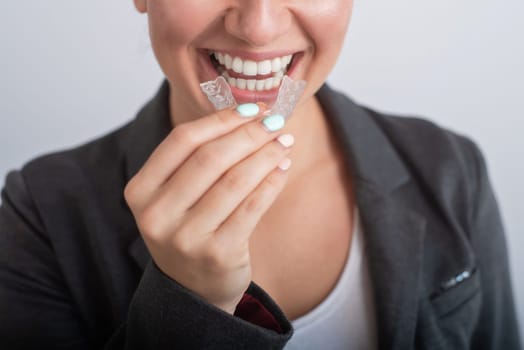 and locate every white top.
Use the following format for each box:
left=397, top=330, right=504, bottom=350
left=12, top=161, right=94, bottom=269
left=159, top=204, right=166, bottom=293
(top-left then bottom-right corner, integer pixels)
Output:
left=284, top=209, right=378, bottom=350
